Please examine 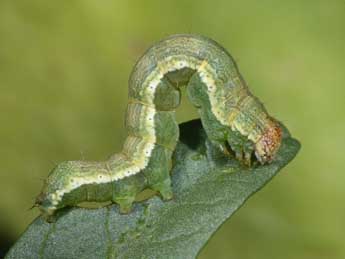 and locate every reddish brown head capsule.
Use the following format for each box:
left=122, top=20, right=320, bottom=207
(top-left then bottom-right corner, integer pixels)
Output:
left=255, top=120, right=282, bottom=163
